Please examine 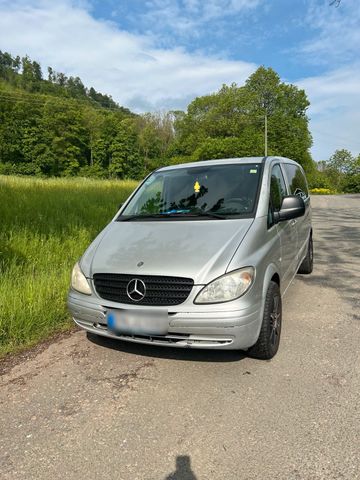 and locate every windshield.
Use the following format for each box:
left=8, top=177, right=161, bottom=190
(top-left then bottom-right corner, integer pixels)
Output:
left=118, top=163, right=262, bottom=220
